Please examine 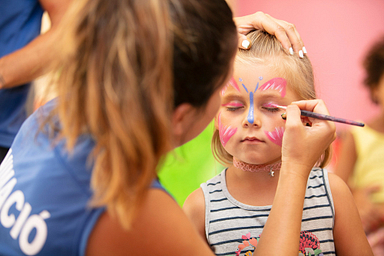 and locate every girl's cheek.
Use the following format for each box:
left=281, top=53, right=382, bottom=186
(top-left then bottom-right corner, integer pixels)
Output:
left=264, top=127, right=285, bottom=147
left=218, top=112, right=237, bottom=147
